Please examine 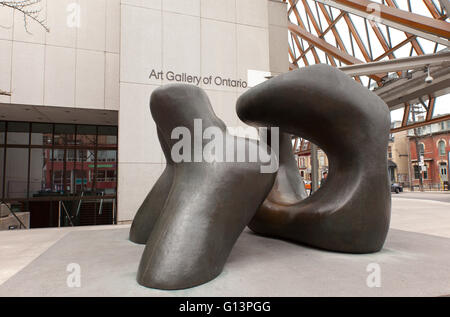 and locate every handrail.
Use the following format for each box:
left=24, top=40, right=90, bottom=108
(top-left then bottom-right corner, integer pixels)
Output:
left=75, top=192, right=84, bottom=218
left=0, top=201, right=28, bottom=229
left=60, top=201, right=75, bottom=227
left=1, top=194, right=117, bottom=203
left=98, top=192, right=104, bottom=215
